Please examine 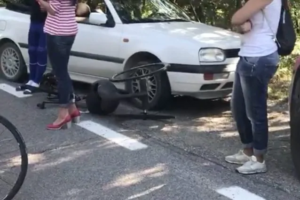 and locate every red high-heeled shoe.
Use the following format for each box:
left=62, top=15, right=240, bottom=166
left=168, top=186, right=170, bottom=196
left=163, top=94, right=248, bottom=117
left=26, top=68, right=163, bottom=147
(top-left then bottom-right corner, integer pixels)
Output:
left=47, top=115, right=72, bottom=130
left=70, top=109, right=81, bottom=123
